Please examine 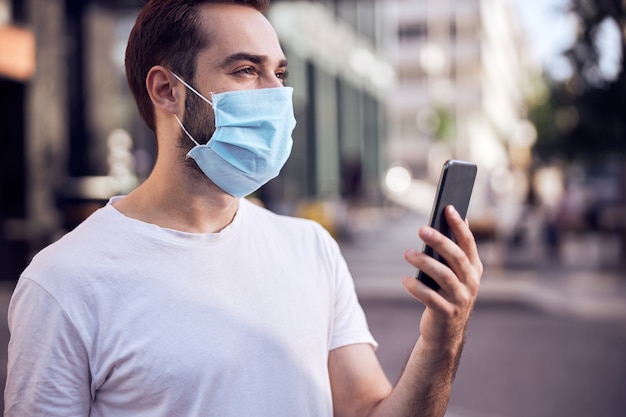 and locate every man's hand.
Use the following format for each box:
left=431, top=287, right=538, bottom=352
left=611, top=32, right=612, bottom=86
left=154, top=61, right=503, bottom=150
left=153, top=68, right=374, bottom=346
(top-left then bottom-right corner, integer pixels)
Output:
left=402, top=205, right=483, bottom=351
left=329, top=205, right=483, bottom=417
